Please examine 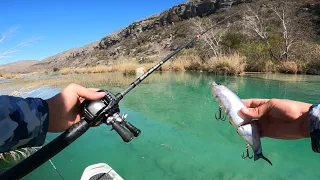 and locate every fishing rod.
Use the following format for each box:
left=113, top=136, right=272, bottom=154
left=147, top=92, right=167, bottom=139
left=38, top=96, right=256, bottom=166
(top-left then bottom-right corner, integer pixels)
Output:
left=0, top=14, right=234, bottom=180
